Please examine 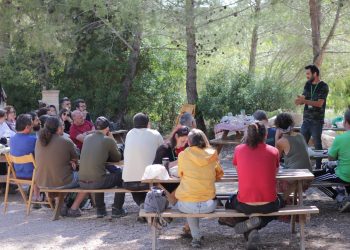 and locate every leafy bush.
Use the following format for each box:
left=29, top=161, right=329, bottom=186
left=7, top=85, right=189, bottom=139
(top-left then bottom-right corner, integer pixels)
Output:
left=199, top=72, right=294, bottom=122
